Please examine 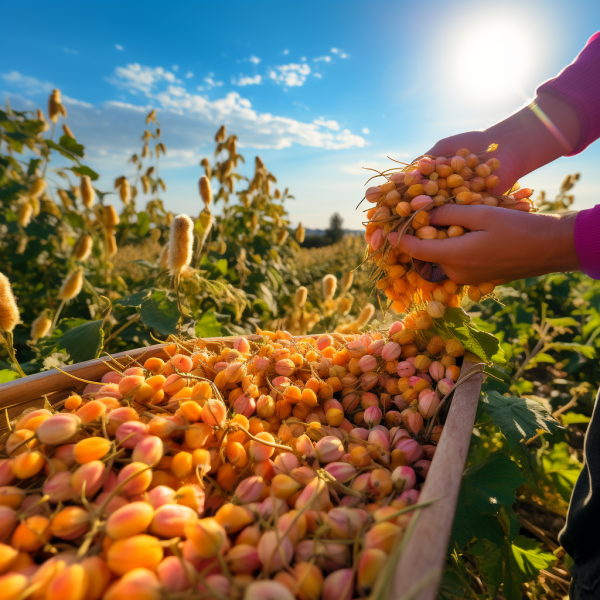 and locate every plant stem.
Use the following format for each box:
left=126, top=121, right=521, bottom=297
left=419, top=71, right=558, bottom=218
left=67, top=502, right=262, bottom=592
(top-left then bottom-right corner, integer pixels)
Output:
left=51, top=299, right=66, bottom=331
left=0, top=328, right=27, bottom=378
left=103, top=313, right=141, bottom=347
